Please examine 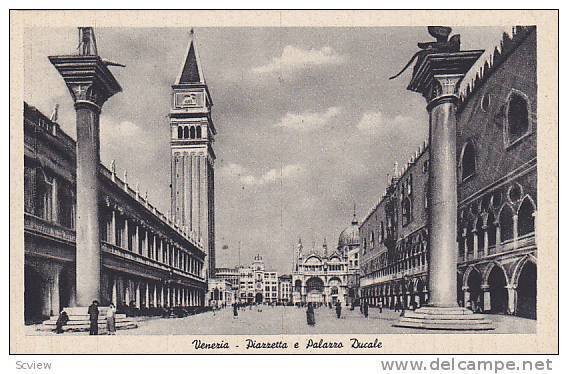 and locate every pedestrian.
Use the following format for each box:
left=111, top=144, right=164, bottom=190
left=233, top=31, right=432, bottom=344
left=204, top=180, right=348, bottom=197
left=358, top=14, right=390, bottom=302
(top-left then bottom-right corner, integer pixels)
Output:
left=88, top=300, right=99, bottom=335
left=394, top=300, right=400, bottom=313
left=106, top=303, right=116, bottom=335
left=54, top=310, right=69, bottom=334
left=335, top=301, right=342, bottom=319
left=233, top=302, right=238, bottom=319
left=306, top=302, right=315, bottom=326
left=363, top=300, right=369, bottom=318
left=378, top=300, right=383, bottom=313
